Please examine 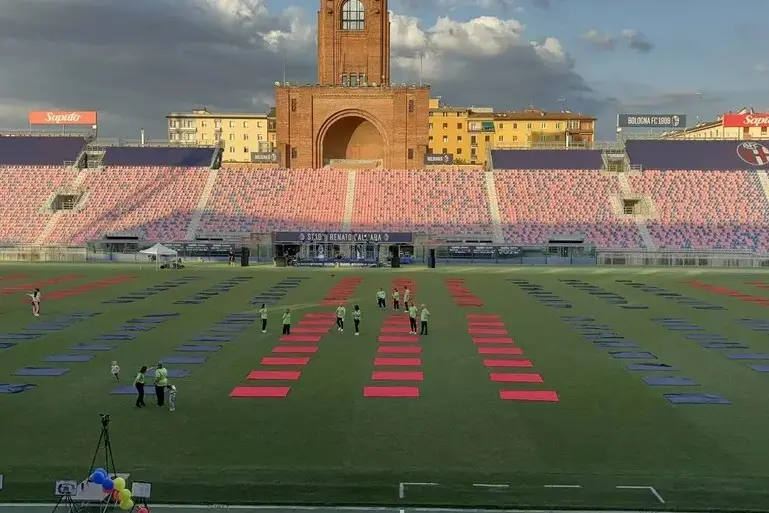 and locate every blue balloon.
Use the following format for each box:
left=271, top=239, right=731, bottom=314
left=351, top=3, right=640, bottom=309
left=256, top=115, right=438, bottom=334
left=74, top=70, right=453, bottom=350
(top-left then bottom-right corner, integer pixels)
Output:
left=94, top=468, right=107, bottom=477
left=102, top=478, right=114, bottom=491
left=91, top=472, right=105, bottom=485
